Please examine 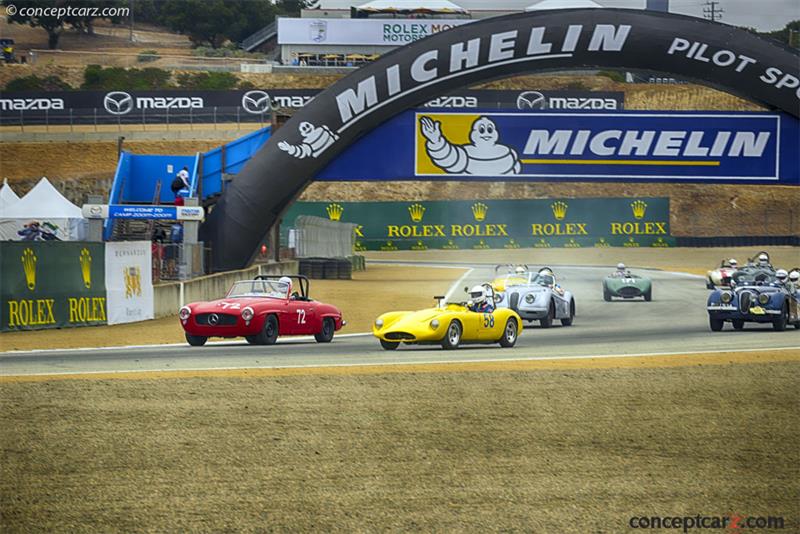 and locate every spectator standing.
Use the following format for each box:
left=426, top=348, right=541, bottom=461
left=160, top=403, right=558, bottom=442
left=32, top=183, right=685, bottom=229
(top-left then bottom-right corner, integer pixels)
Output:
left=171, top=166, right=190, bottom=198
